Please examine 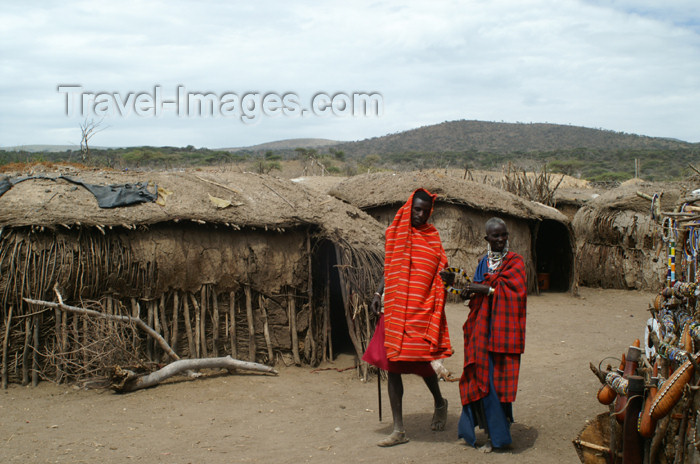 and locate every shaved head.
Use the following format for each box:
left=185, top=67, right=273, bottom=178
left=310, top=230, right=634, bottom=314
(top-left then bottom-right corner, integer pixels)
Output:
left=485, top=217, right=507, bottom=234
